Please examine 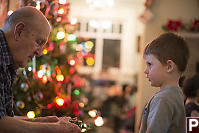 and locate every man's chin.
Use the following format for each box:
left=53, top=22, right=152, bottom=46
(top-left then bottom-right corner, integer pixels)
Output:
left=17, top=63, right=27, bottom=69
